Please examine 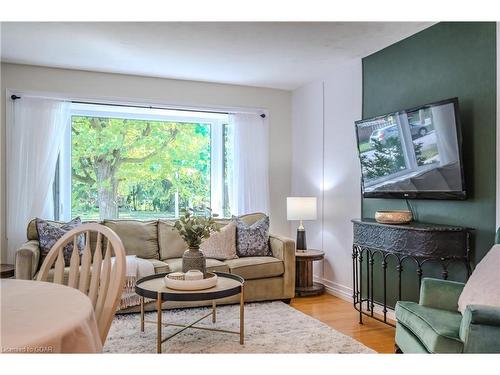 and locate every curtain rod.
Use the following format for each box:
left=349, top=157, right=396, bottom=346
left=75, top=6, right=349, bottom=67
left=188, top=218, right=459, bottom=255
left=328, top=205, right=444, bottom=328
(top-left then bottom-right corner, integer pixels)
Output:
left=11, top=95, right=266, bottom=118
